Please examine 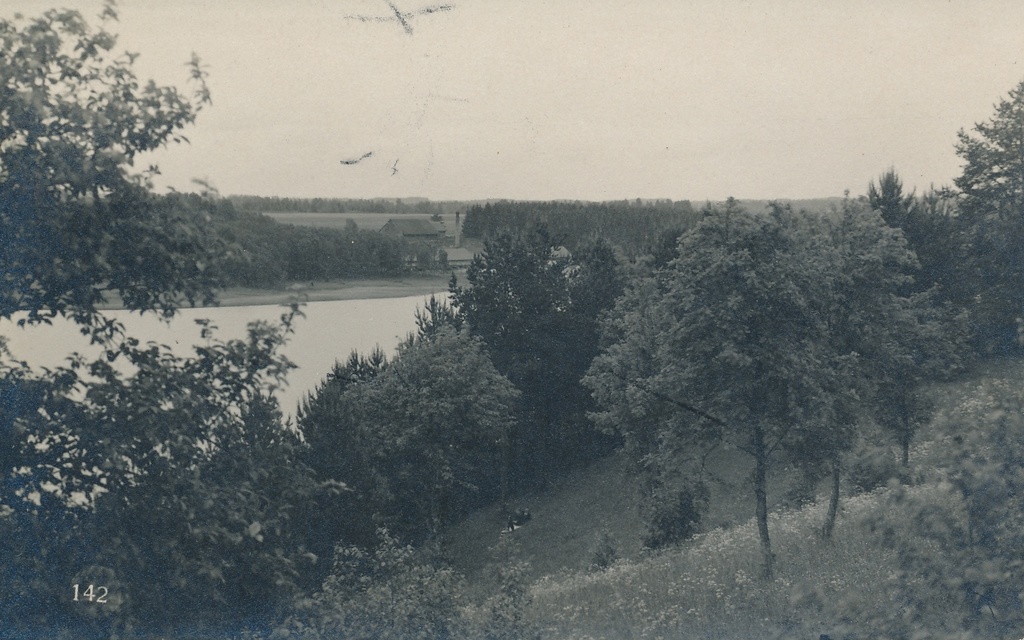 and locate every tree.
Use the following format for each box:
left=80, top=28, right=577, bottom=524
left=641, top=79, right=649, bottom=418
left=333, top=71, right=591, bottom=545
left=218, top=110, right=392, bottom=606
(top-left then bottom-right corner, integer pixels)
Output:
left=589, top=202, right=842, bottom=577
left=413, top=293, right=462, bottom=341
left=0, top=7, right=330, bottom=635
left=583, top=262, right=698, bottom=542
left=449, top=226, right=573, bottom=491
left=955, top=79, right=1024, bottom=222
left=868, top=168, right=916, bottom=230
left=1, top=309, right=338, bottom=635
left=359, top=328, right=519, bottom=538
left=450, top=226, right=621, bottom=493
left=953, top=78, right=1024, bottom=352
left=0, top=5, right=223, bottom=332
left=297, top=348, right=391, bottom=557
left=586, top=200, right=927, bottom=574
left=813, top=199, right=923, bottom=539
left=910, top=185, right=969, bottom=304
left=299, top=329, right=518, bottom=549
left=862, top=170, right=973, bottom=475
